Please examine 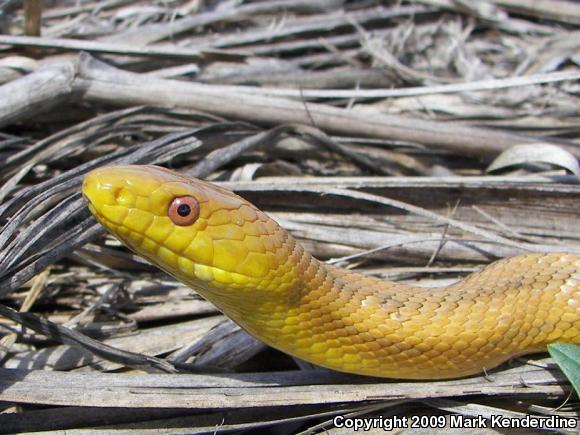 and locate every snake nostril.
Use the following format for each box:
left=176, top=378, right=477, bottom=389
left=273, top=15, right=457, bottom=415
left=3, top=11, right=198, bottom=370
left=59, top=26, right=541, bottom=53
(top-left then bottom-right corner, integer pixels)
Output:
left=113, top=187, right=123, bottom=200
